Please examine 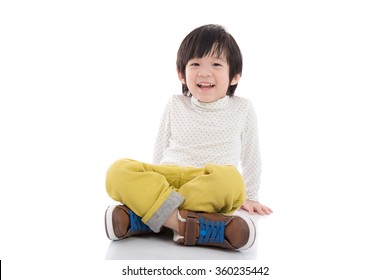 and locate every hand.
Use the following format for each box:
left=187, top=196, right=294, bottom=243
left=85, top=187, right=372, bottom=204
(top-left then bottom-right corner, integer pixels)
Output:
left=241, top=200, right=273, bottom=215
